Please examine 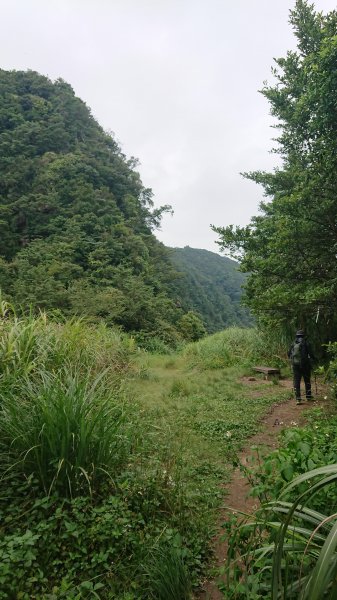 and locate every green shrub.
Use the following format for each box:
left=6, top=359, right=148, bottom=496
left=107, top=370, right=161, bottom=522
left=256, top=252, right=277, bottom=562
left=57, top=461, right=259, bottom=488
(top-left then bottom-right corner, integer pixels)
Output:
left=248, top=412, right=337, bottom=511
left=134, top=332, right=173, bottom=354
left=178, top=311, right=206, bottom=342
left=0, top=457, right=208, bottom=599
